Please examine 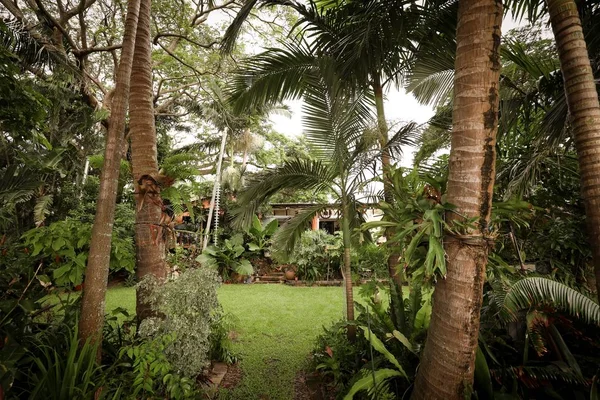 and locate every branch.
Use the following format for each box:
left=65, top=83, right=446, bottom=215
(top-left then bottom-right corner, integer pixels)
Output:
left=153, top=33, right=218, bottom=50
left=191, top=0, right=239, bottom=25
left=73, top=44, right=122, bottom=55
left=60, top=0, right=98, bottom=24
left=33, top=0, right=80, bottom=51
left=156, top=40, right=213, bottom=78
